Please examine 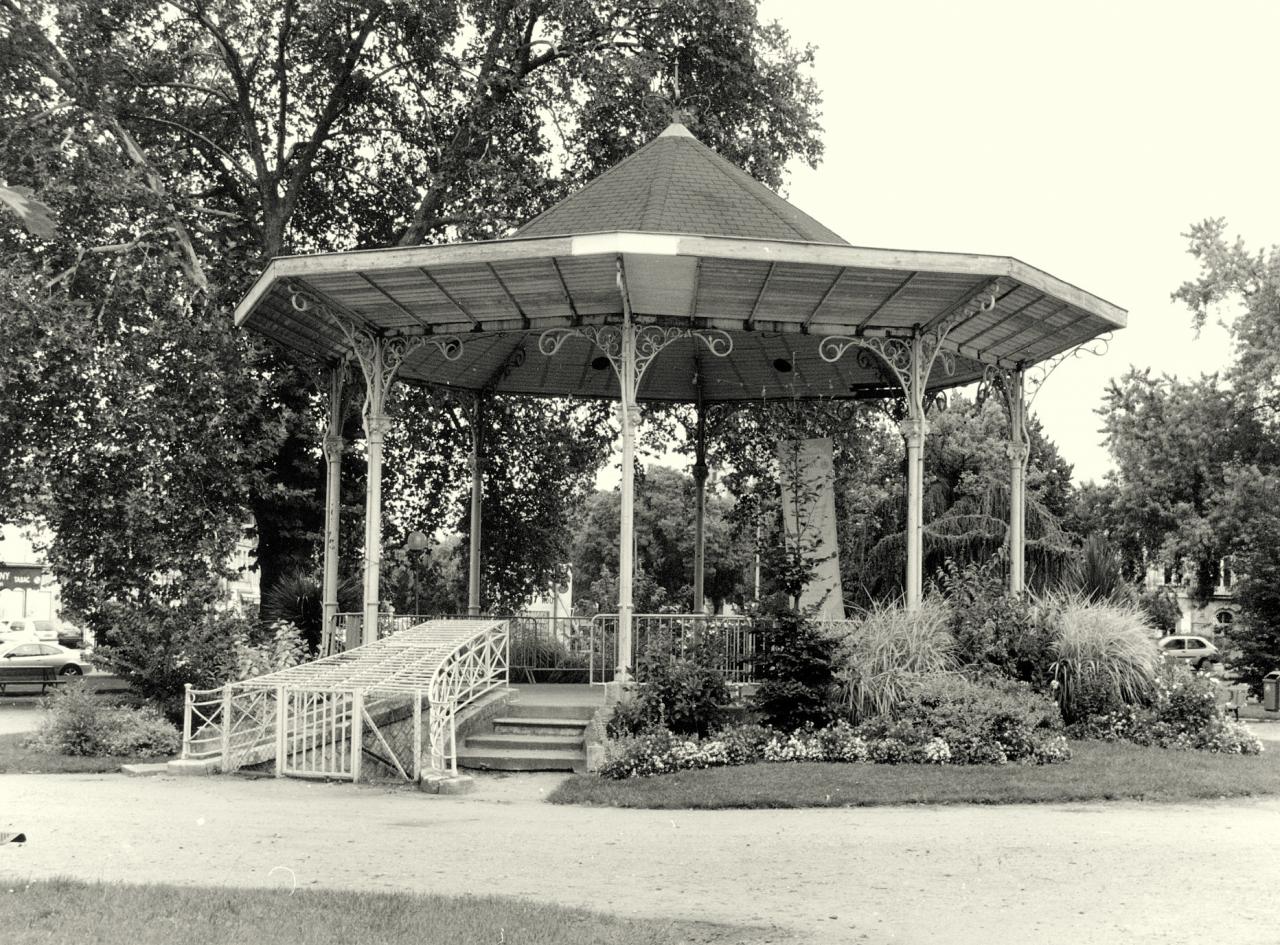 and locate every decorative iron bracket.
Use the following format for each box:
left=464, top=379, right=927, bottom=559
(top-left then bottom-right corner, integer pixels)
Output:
left=538, top=324, right=733, bottom=392
left=289, top=284, right=423, bottom=420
